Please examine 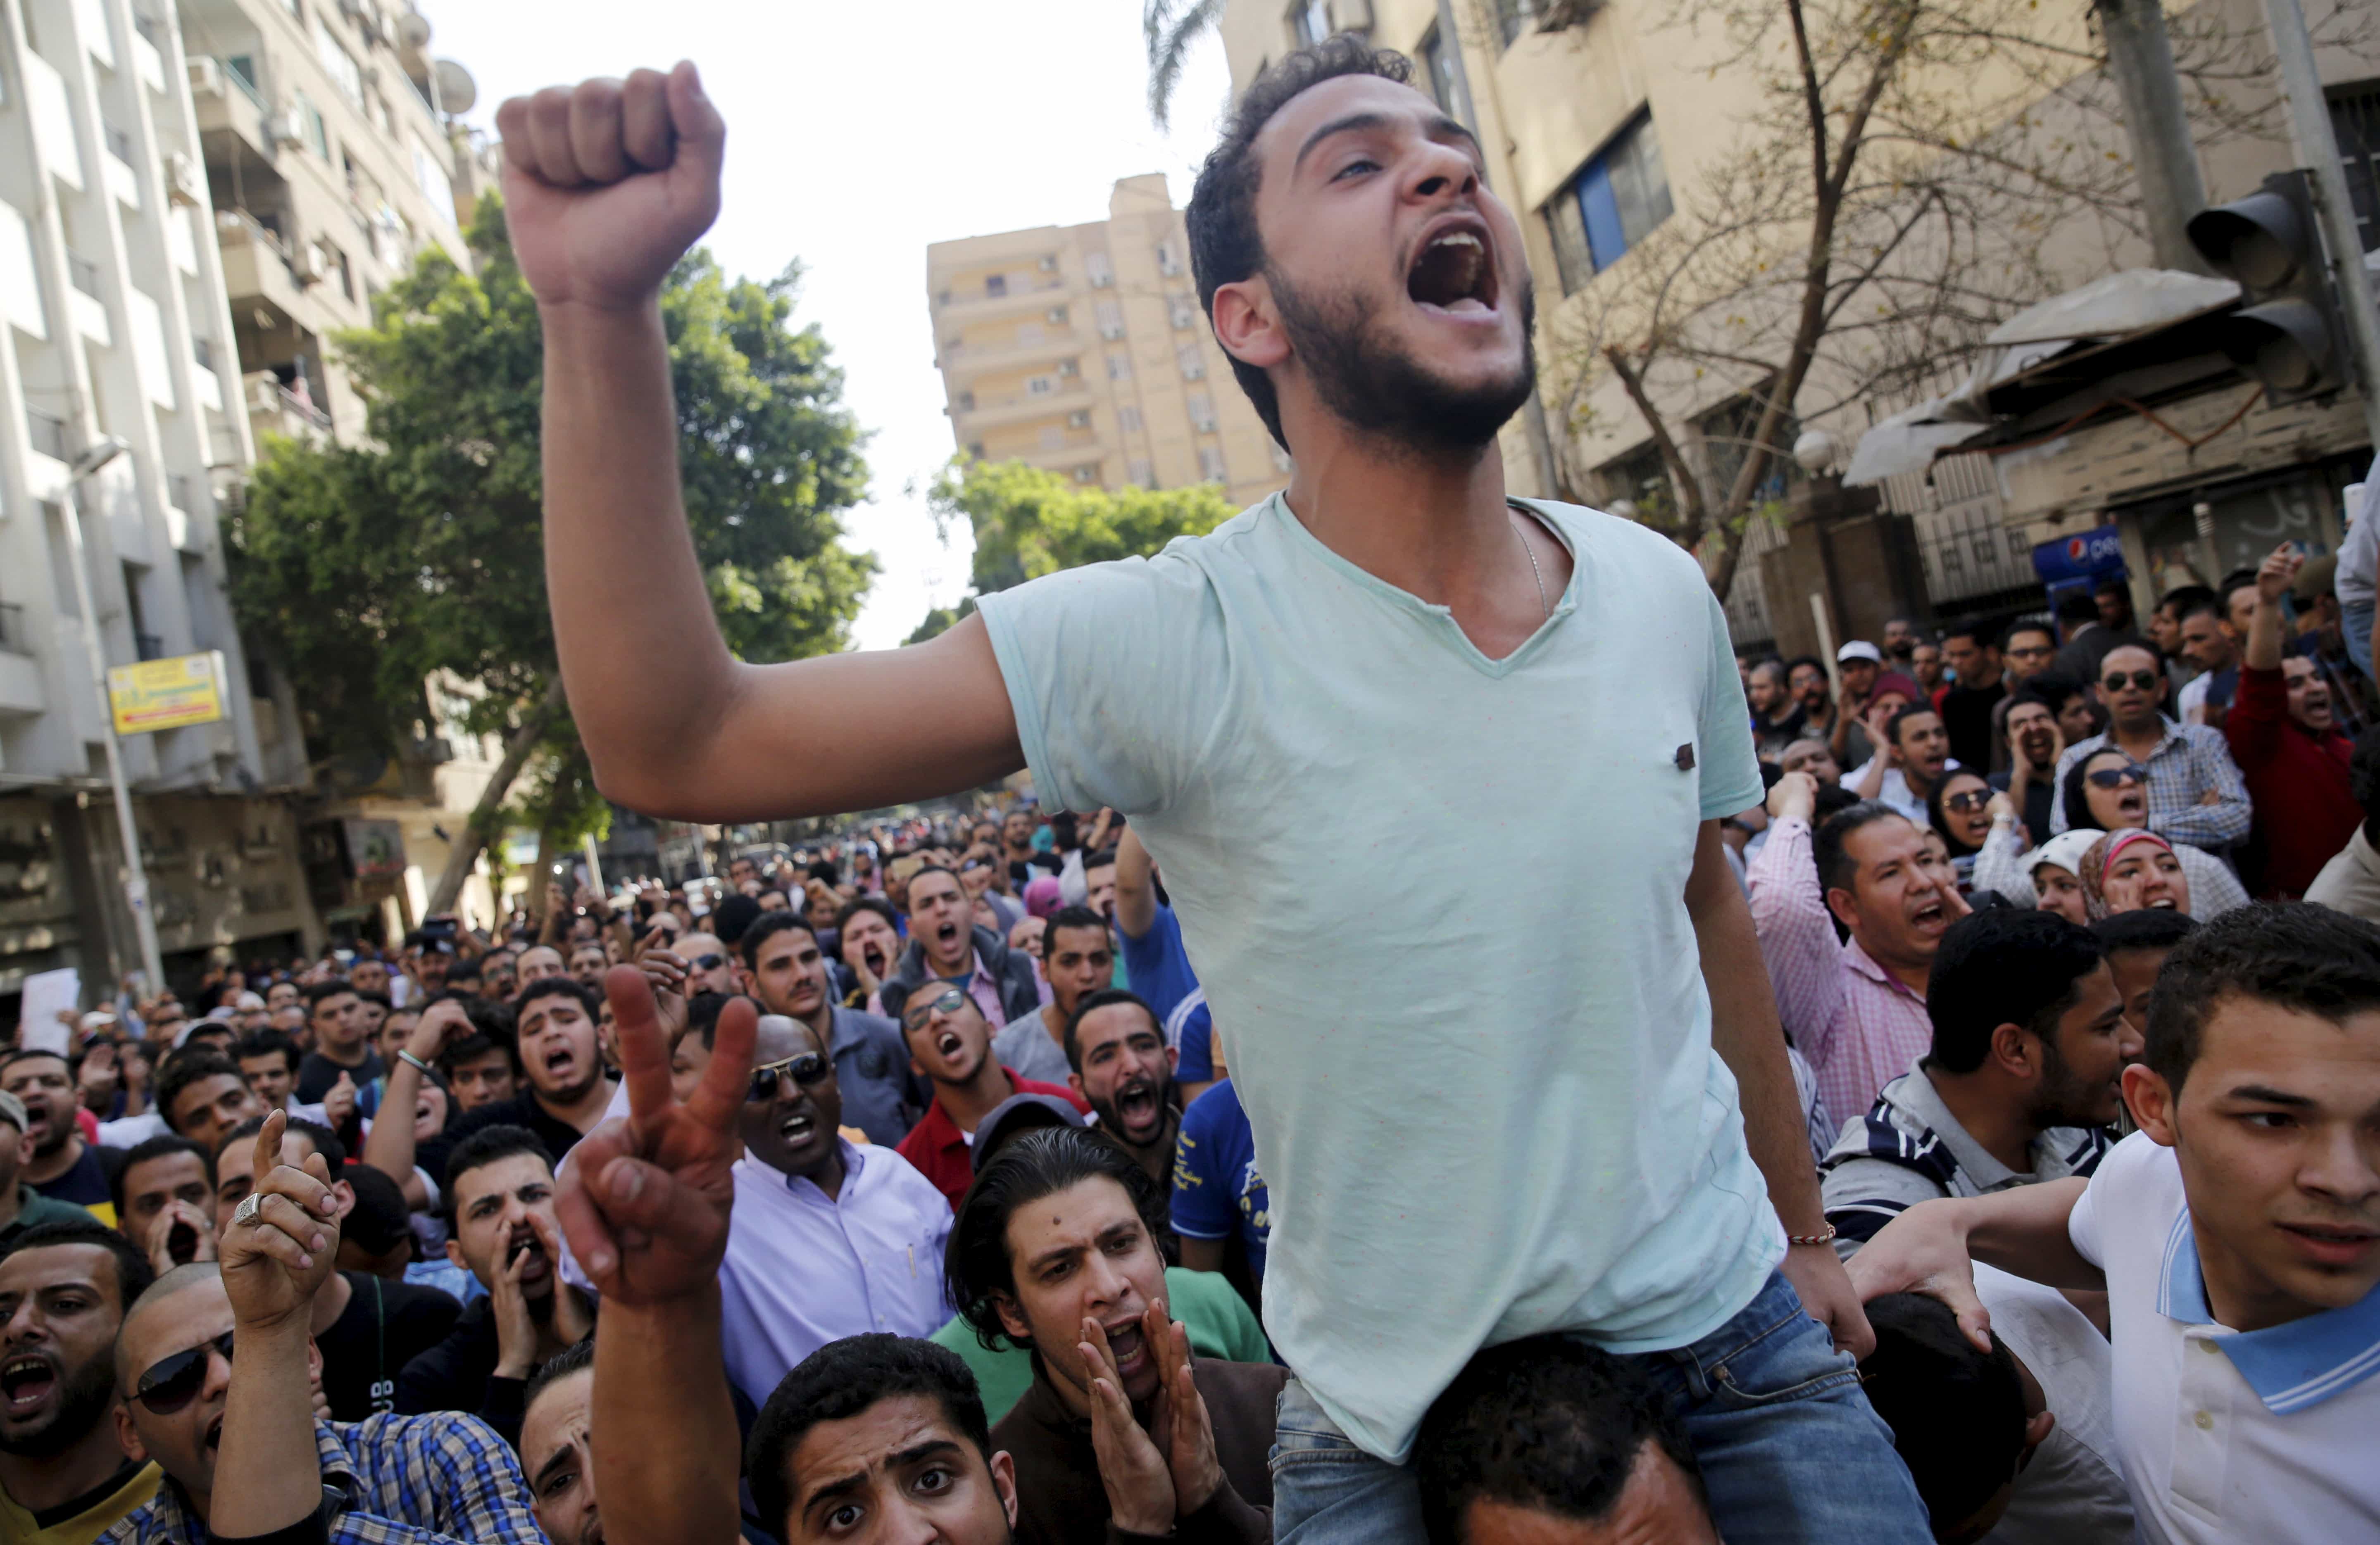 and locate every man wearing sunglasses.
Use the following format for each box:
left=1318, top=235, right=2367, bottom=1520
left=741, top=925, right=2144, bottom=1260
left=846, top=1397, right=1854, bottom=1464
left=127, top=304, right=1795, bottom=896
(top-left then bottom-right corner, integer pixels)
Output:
left=2049, top=644, right=2251, bottom=852
left=896, top=988, right=1088, bottom=1210
left=737, top=913, right=919, bottom=1148
left=107, top=1117, right=542, bottom=1545
left=0, top=1219, right=160, bottom=1543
